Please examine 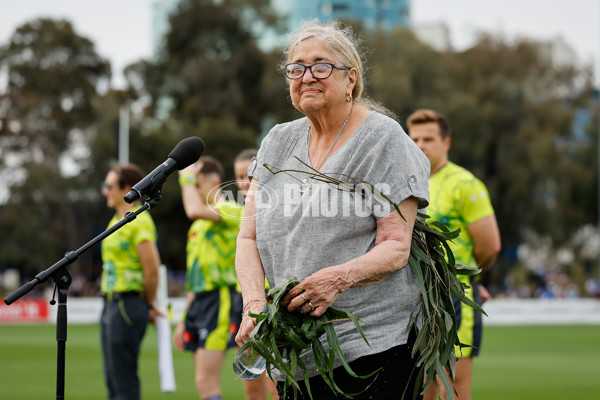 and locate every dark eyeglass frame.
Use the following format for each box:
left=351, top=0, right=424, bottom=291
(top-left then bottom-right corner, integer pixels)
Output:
left=284, top=62, right=349, bottom=80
